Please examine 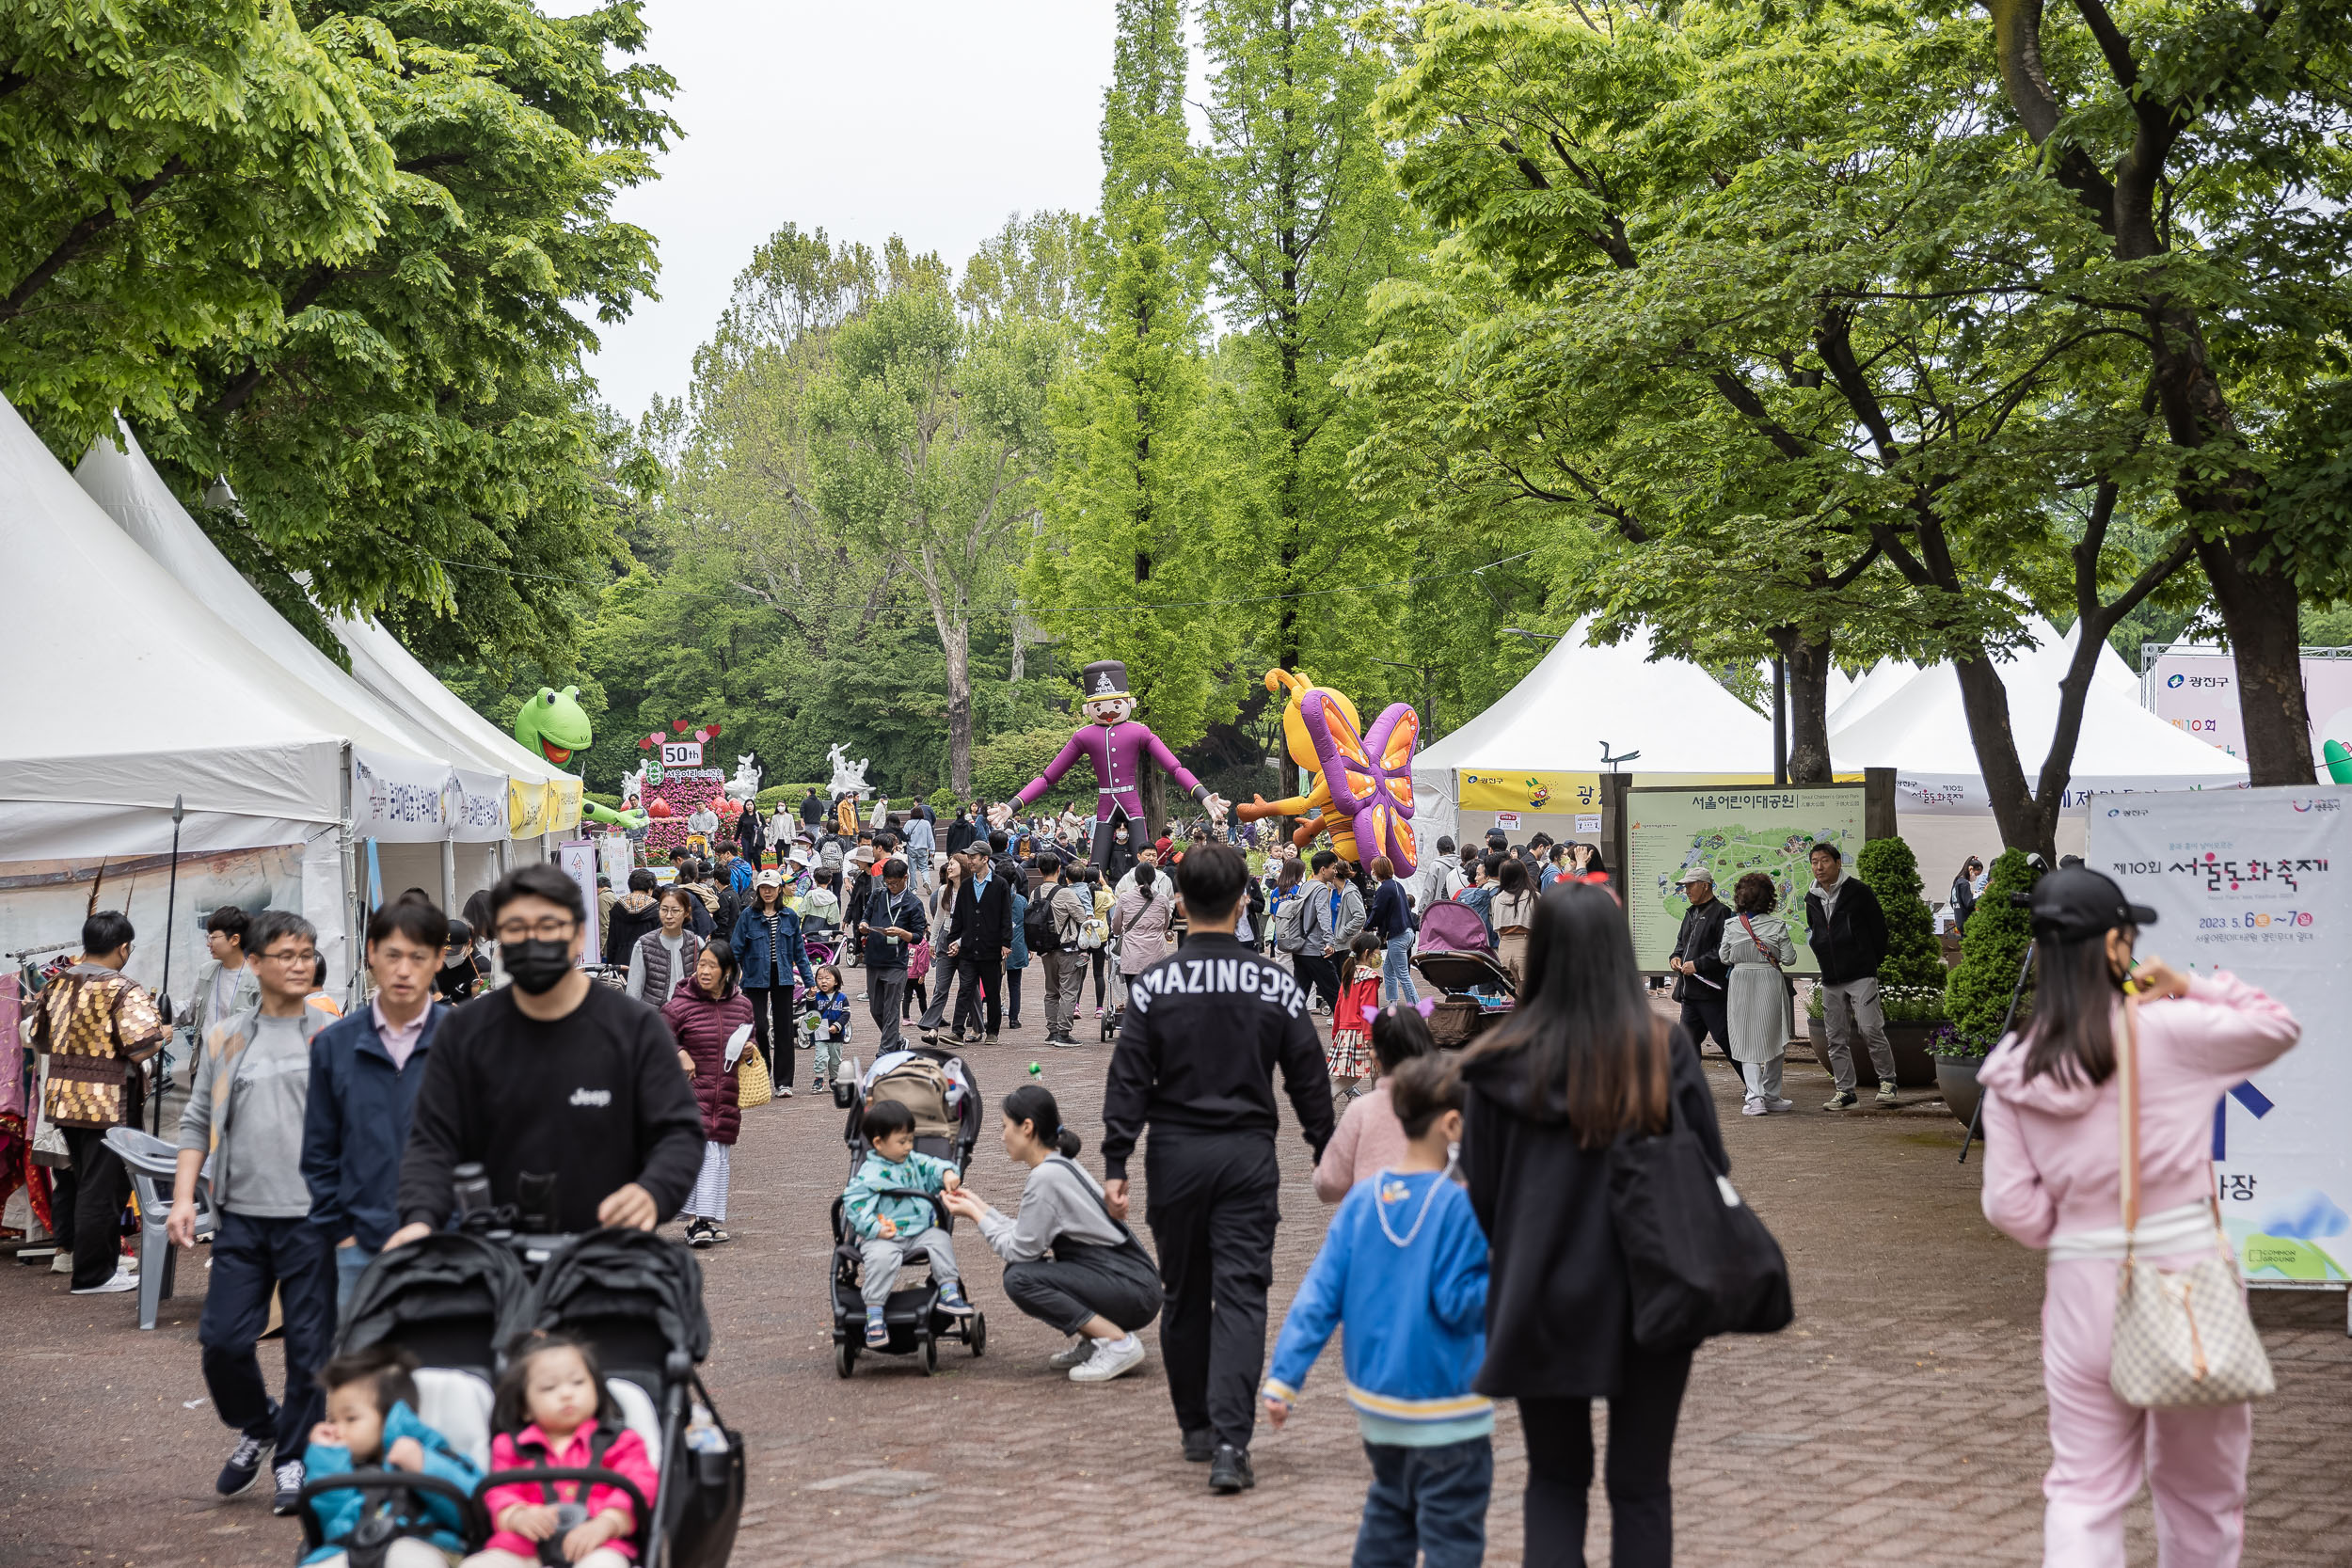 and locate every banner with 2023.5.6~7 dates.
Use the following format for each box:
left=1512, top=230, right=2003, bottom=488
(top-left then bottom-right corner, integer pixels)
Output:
left=2091, top=786, right=2352, bottom=1285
